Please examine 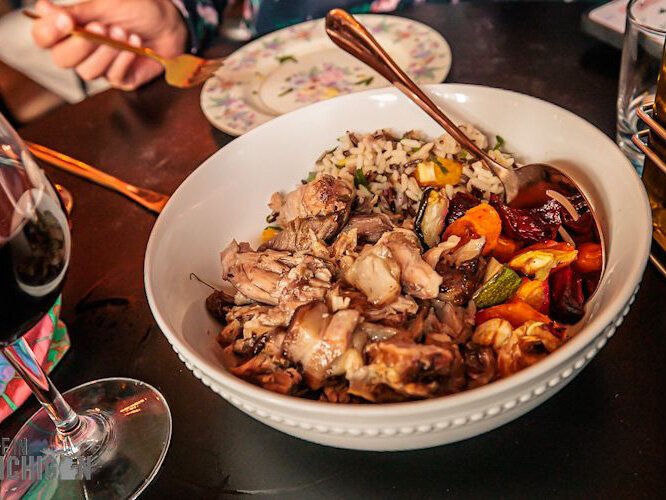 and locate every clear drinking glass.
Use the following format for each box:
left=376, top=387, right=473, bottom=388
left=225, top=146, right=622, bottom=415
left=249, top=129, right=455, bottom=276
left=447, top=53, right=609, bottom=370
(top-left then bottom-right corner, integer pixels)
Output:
left=0, top=113, right=171, bottom=498
left=617, top=0, right=666, bottom=171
